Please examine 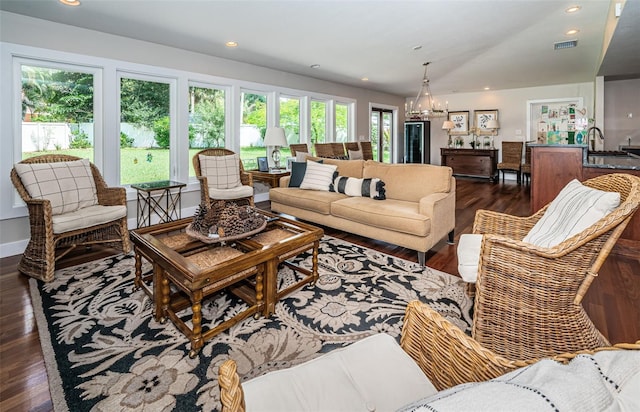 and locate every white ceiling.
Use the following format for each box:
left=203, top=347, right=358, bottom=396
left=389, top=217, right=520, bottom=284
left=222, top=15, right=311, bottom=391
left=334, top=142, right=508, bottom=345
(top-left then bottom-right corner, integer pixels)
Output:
left=1, top=0, right=638, bottom=97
